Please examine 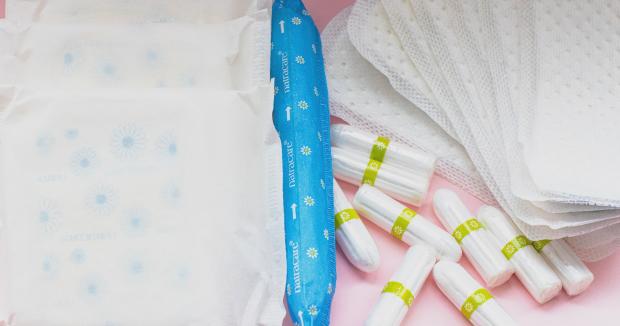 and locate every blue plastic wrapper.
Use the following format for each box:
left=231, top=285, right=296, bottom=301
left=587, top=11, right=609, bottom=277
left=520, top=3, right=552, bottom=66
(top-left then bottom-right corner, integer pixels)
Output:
left=270, top=1, right=336, bottom=325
